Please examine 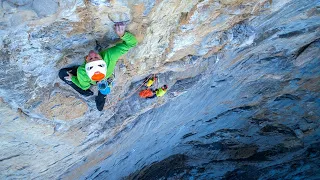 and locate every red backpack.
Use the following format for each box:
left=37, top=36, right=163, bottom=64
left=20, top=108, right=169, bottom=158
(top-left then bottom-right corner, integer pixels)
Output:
left=139, top=89, right=154, bottom=98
